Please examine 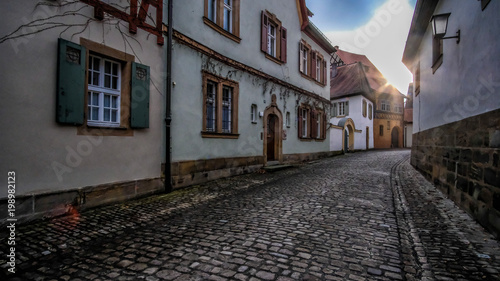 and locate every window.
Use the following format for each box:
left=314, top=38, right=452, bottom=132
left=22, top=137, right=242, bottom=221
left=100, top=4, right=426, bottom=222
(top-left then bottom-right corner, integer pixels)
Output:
left=202, top=71, right=239, bottom=138
left=299, top=41, right=327, bottom=86
left=432, top=36, right=443, bottom=73
left=286, top=111, right=290, bottom=128
left=301, top=107, right=308, bottom=138
left=56, top=38, right=150, bottom=136
left=362, top=99, right=367, bottom=117
left=299, top=42, right=310, bottom=75
left=394, top=104, right=403, bottom=114
left=381, top=100, right=391, bottom=112
left=87, top=55, right=121, bottom=127
left=298, top=106, right=326, bottom=140
left=251, top=104, right=257, bottom=123
left=380, top=125, right=384, bottom=136
left=338, top=101, right=349, bottom=116
left=414, top=62, right=420, bottom=96
left=204, top=0, right=240, bottom=43
left=261, top=11, right=287, bottom=63
left=368, top=104, right=373, bottom=120
left=223, top=0, right=232, bottom=32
